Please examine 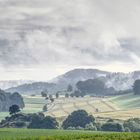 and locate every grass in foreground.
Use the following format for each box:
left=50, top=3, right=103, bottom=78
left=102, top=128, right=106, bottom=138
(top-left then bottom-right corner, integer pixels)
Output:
left=0, top=129, right=140, bottom=140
